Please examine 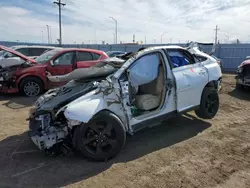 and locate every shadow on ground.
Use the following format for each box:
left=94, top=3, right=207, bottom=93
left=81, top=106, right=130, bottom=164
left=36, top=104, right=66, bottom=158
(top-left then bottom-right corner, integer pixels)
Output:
left=228, top=88, right=250, bottom=101
left=0, top=93, right=38, bottom=109
left=0, top=114, right=211, bottom=187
